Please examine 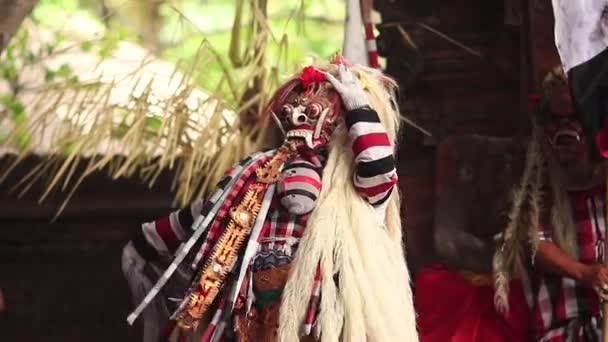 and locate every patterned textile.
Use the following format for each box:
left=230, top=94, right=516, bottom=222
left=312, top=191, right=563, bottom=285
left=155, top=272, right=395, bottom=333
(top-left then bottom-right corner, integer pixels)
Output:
left=538, top=317, right=600, bottom=342
left=278, top=156, right=323, bottom=215
left=176, top=160, right=281, bottom=334
left=233, top=264, right=320, bottom=342
left=131, top=151, right=272, bottom=262
left=346, top=106, right=397, bottom=207
left=126, top=151, right=274, bottom=326
left=232, top=262, right=317, bottom=342
left=528, top=185, right=606, bottom=341
left=302, top=264, right=322, bottom=336
left=126, top=106, right=398, bottom=341
left=252, top=249, right=293, bottom=271
left=192, top=154, right=273, bottom=267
